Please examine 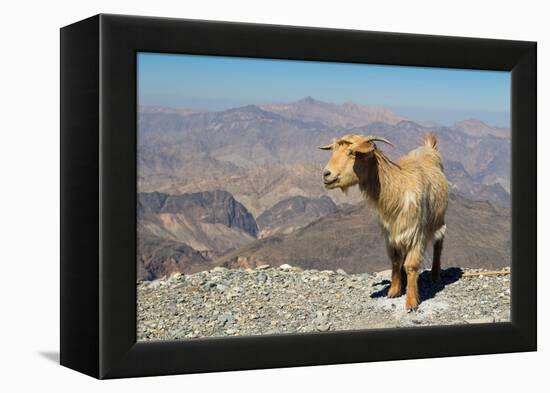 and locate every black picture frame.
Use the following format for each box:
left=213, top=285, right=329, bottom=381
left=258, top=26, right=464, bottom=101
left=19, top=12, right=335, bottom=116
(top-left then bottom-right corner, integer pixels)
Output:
left=60, top=14, right=537, bottom=379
